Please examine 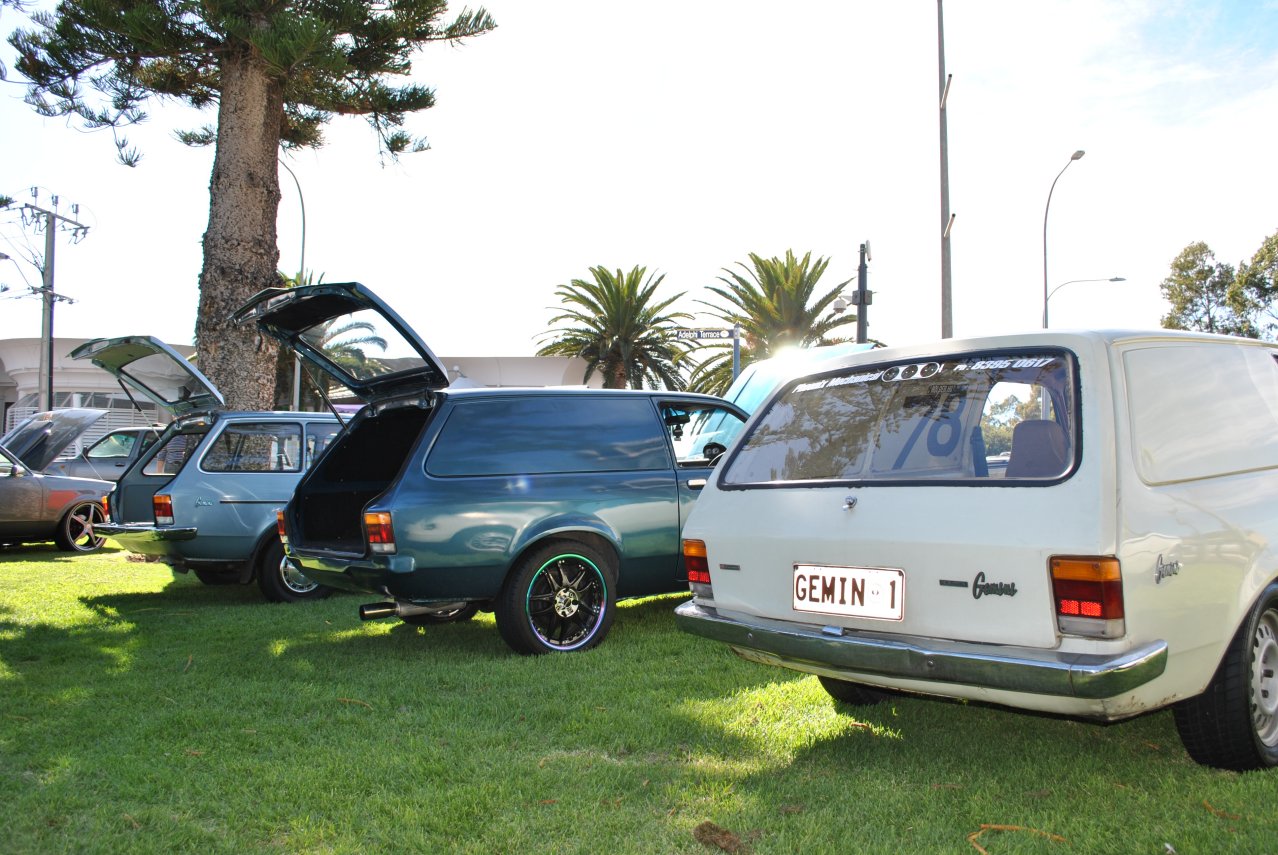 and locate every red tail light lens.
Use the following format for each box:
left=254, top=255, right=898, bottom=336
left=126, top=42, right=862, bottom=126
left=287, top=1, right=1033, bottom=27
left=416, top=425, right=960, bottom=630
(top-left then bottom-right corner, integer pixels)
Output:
left=364, top=512, right=396, bottom=555
left=683, top=539, right=711, bottom=586
left=1051, top=556, right=1124, bottom=638
left=153, top=494, right=174, bottom=526
left=275, top=509, right=289, bottom=547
